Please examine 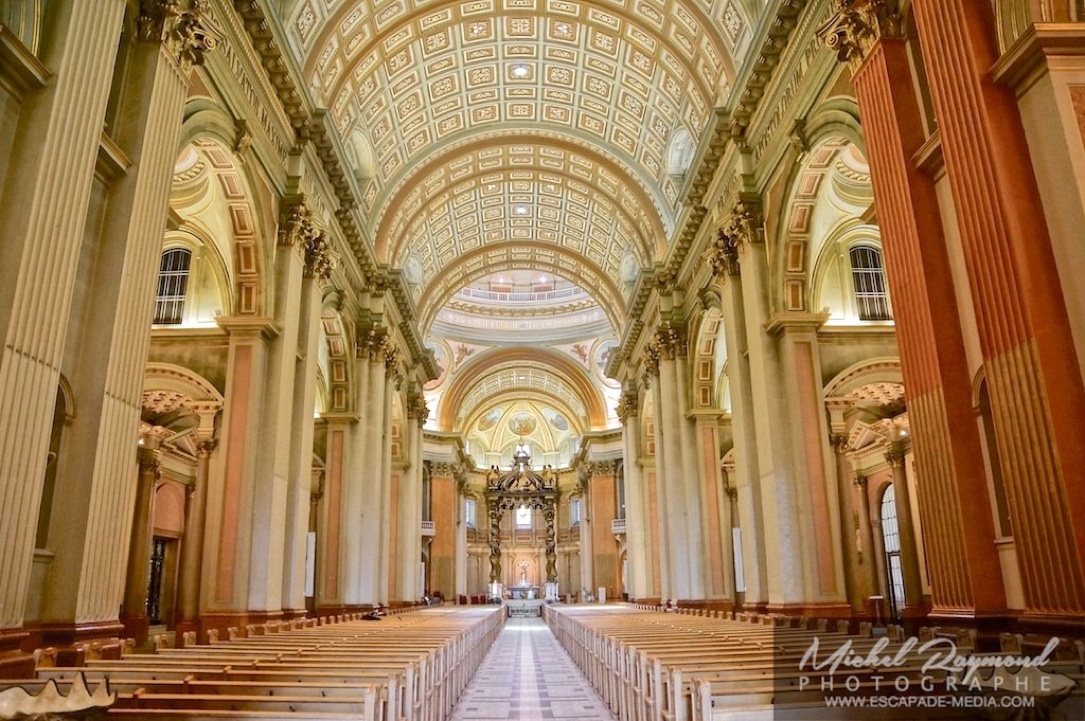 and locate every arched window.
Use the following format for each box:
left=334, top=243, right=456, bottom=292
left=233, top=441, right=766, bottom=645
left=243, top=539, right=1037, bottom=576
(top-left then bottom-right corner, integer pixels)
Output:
left=849, top=245, right=892, bottom=321
left=880, top=484, right=906, bottom=621
left=153, top=248, right=192, bottom=325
